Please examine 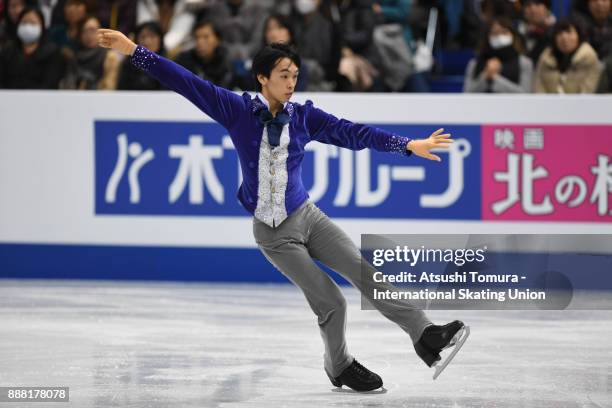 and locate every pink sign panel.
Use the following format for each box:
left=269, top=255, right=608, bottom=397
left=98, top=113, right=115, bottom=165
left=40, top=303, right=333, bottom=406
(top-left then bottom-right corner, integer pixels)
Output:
left=482, top=125, right=612, bottom=222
